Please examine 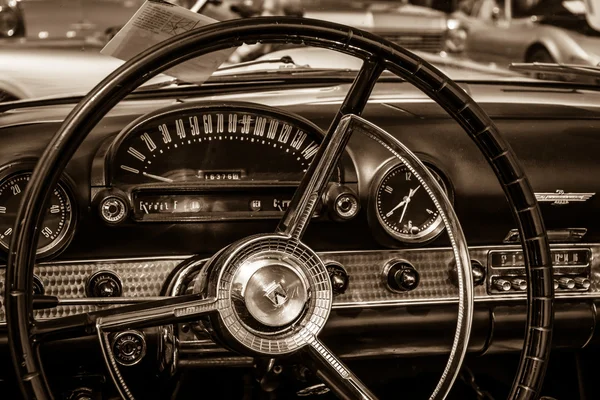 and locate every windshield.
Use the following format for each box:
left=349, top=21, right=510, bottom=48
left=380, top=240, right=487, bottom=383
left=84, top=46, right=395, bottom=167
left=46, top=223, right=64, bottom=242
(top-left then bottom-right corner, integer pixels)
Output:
left=2, top=0, right=600, bottom=101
